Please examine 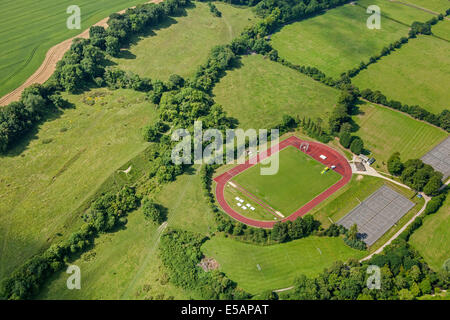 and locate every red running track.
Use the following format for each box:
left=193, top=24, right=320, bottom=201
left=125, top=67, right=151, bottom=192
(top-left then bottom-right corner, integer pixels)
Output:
left=214, top=136, right=352, bottom=228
